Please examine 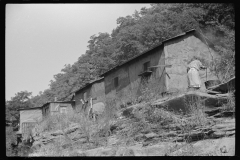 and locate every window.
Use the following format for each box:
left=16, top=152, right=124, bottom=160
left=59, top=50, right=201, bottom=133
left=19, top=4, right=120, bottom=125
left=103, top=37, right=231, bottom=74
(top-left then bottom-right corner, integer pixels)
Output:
left=83, top=92, right=87, bottom=101
left=138, top=61, right=152, bottom=77
left=60, top=107, right=67, bottom=114
left=114, top=77, right=119, bottom=88
left=143, top=61, right=150, bottom=72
